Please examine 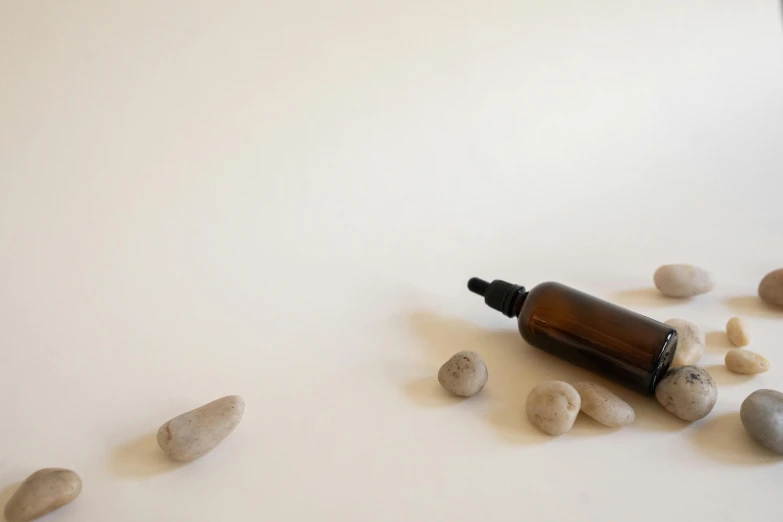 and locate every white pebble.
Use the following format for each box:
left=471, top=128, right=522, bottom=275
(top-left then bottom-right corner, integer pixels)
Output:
left=653, top=264, right=716, bottom=298
left=157, top=395, right=245, bottom=462
left=655, top=366, right=717, bottom=421
left=664, top=318, right=704, bottom=367
left=525, top=381, right=581, bottom=435
left=3, top=468, right=81, bottom=522
left=573, top=381, right=635, bottom=427
left=725, top=348, right=769, bottom=375
left=759, top=269, right=783, bottom=307
left=726, top=317, right=750, bottom=347
left=437, top=351, right=488, bottom=397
